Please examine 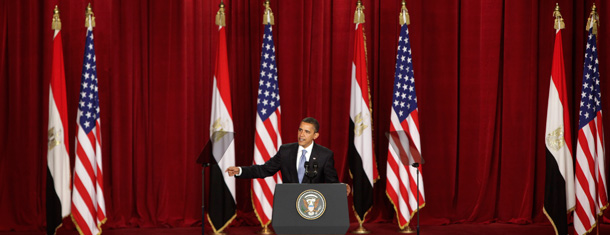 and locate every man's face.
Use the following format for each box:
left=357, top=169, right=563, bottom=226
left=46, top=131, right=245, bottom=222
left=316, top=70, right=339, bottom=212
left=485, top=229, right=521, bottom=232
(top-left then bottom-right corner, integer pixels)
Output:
left=297, top=122, right=319, bottom=148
